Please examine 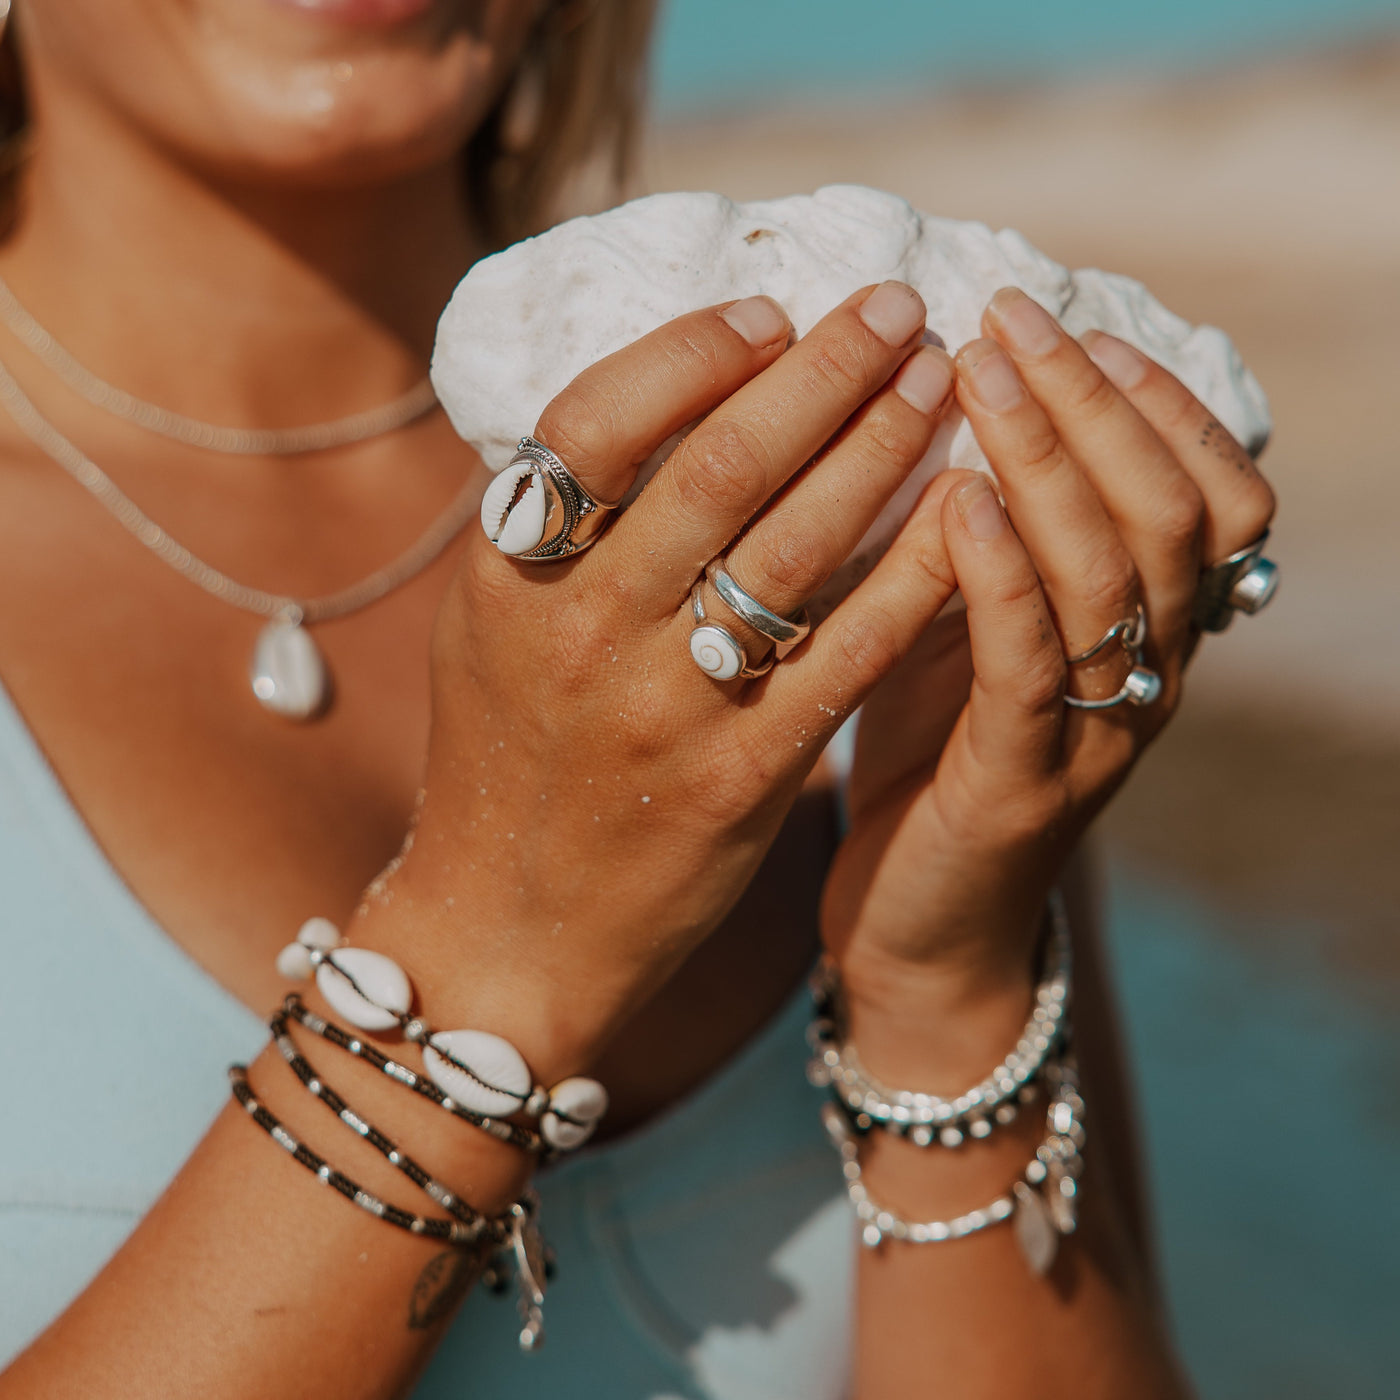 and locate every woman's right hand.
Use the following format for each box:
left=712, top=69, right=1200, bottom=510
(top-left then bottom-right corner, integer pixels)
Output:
left=355, top=283, right=959, bottom=1077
